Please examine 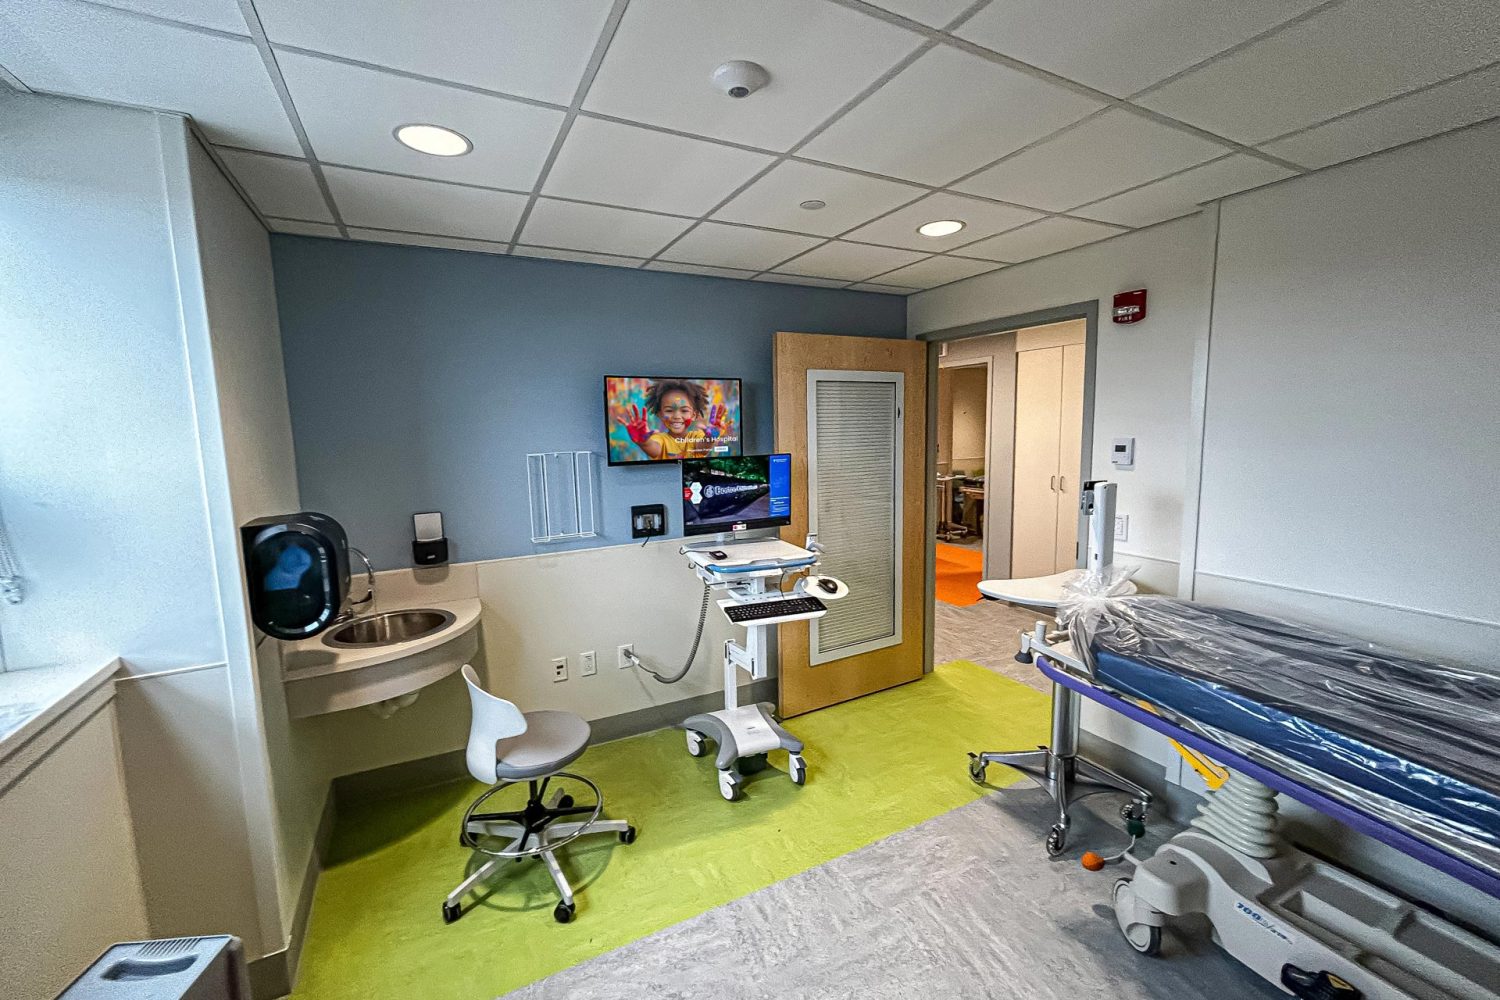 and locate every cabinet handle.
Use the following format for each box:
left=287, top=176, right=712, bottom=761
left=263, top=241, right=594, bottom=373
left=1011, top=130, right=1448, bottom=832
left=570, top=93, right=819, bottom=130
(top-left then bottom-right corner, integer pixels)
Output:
left=1058, top=475, right=1066, bottom=493
left=1050, top=475, right=1057, bottom=492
